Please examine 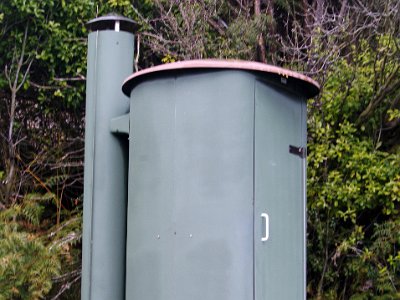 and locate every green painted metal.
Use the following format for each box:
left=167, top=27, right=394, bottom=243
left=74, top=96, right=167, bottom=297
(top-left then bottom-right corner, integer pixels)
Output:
left=82, top=16, right=134, bottom=300
left=110, top=113, right=130, bottom=135
left=254, top=81, right=307, bottom=300
left=126, top=71, right=254, bottom=300
left=123, top=65, right=317, bottom=299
